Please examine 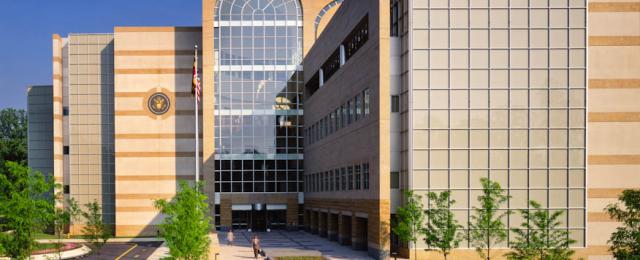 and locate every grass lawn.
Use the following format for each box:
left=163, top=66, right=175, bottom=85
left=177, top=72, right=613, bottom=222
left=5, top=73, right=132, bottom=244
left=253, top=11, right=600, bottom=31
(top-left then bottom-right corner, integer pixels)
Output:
left=34, top=232, right=57, bottom=239
left=274, top=257, right=325, bottom=260
left=33, top=243, right=63, bottom=250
